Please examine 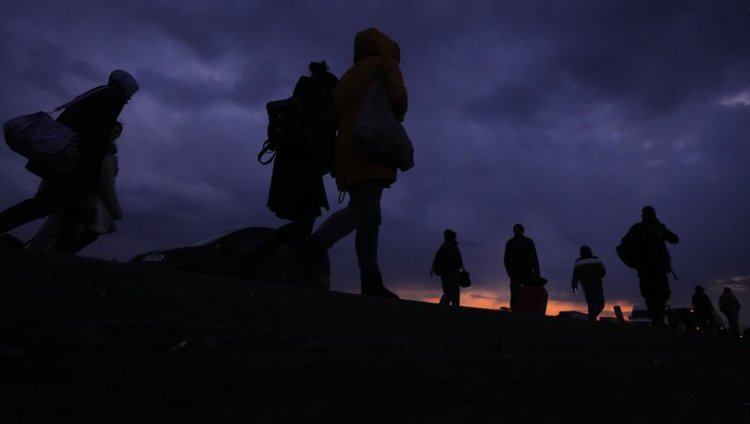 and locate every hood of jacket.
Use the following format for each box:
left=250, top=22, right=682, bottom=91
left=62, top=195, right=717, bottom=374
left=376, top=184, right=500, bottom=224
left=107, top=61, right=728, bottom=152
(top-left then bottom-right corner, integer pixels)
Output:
left=354, top=28, right=400, bottom=64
